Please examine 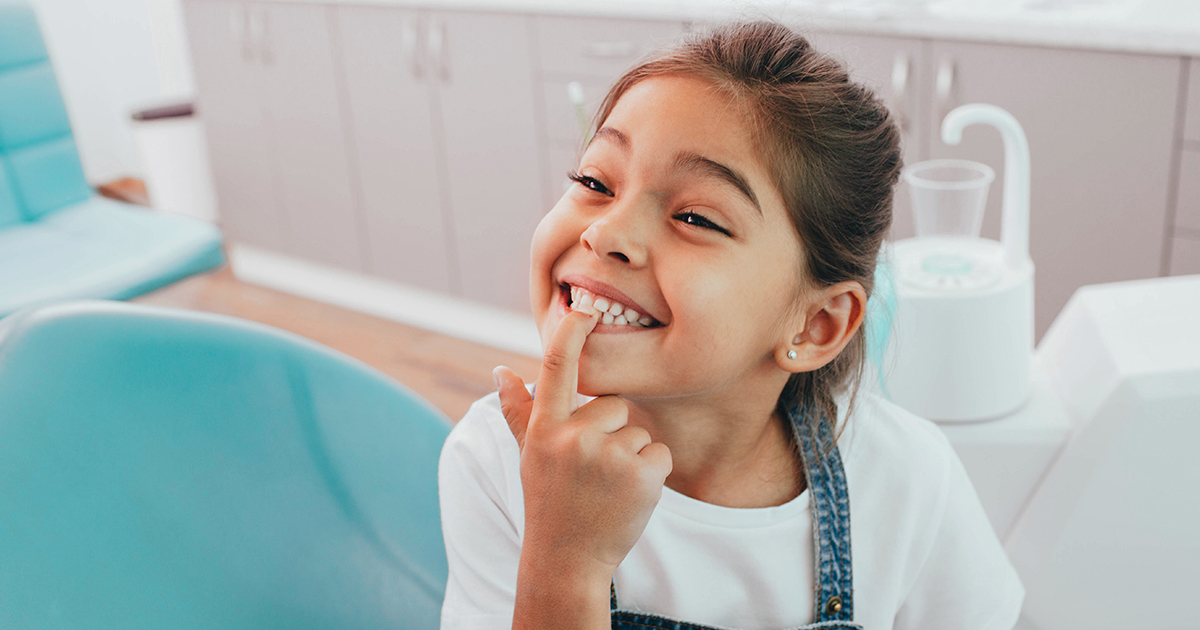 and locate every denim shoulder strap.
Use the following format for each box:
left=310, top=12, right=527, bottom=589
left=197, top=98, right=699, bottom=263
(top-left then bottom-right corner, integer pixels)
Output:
left=788, top=402, right=854, bottom=624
